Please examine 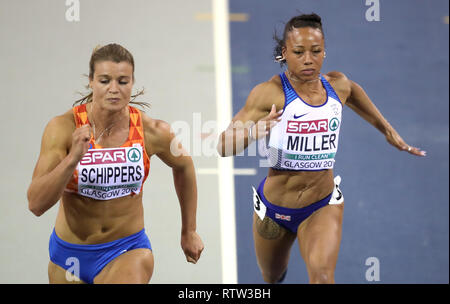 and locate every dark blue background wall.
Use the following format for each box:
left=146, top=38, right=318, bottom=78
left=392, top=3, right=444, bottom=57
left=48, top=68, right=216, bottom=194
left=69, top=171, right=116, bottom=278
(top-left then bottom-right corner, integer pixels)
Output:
left=229, top=0, right=449, bottom=283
